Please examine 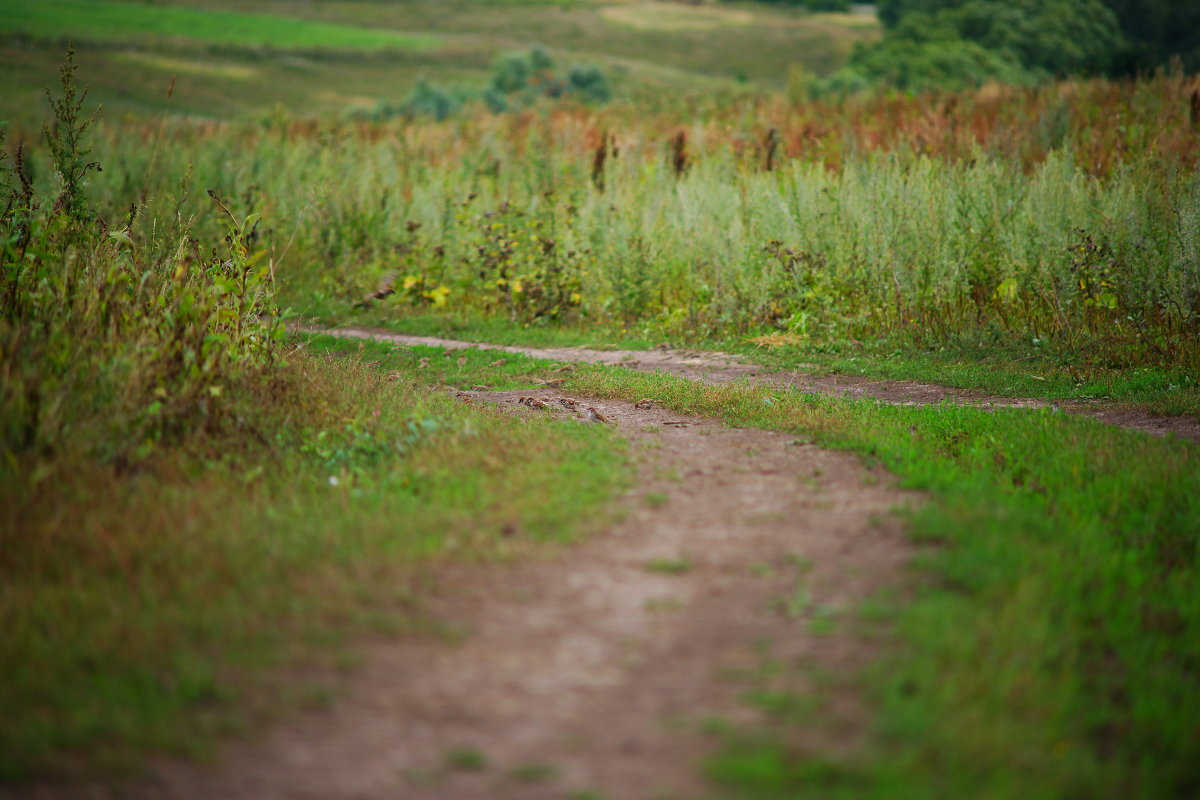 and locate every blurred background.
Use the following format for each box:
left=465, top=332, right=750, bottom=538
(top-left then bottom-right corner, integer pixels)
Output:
left=2, top=0, right=1197, bottom=125
left=0, top=0, right=882, bottom=122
